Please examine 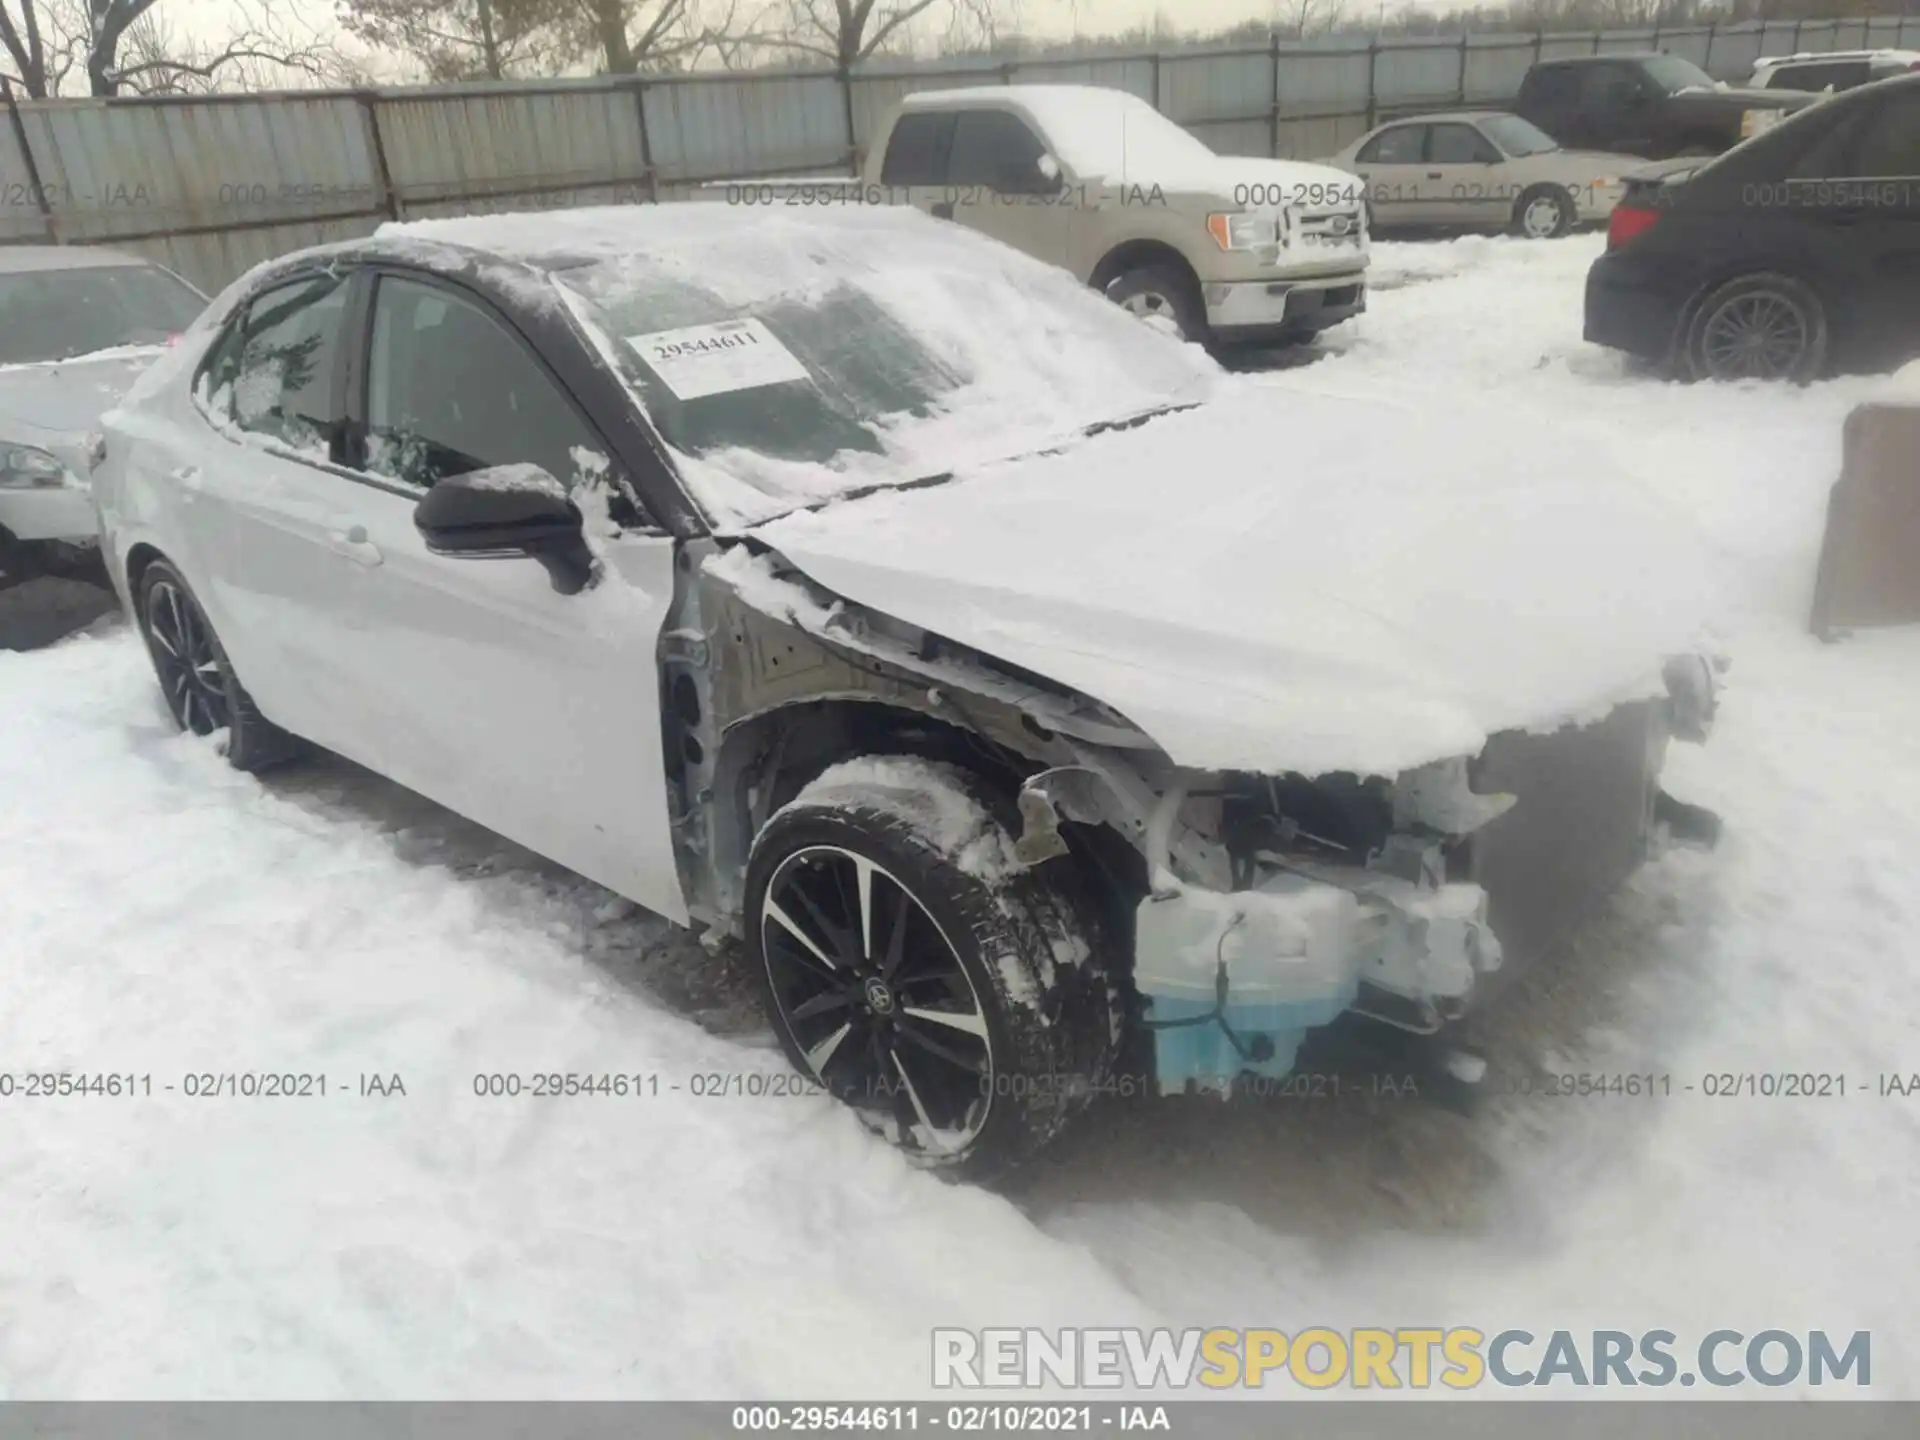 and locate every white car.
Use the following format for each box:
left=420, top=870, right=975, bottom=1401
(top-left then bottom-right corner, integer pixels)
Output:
left=94, top=204, right=1722, bottom=1178
left=0, top=246, right=207, bottom=579
left=1751, top=50, right=1920, bottom=93
left=1328, top=112, right=1635, bottom=238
